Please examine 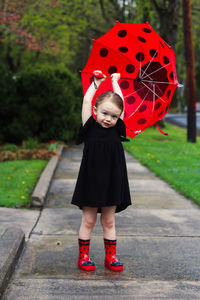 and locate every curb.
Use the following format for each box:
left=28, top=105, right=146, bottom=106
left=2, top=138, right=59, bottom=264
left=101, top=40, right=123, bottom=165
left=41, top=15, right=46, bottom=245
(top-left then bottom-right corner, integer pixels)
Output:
left=0, top=227, right=25, bottom=298
left=31, top=144, right=64, bottom=208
